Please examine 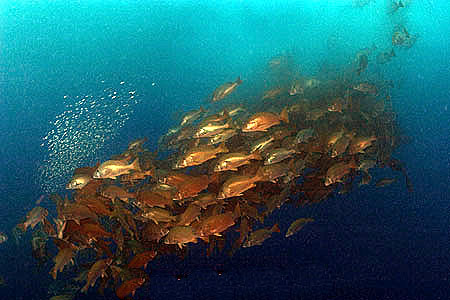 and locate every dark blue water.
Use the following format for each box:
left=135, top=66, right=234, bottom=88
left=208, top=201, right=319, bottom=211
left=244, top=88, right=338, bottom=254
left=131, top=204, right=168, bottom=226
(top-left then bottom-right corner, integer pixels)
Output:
left=1, top=1, right=449, bottom=299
